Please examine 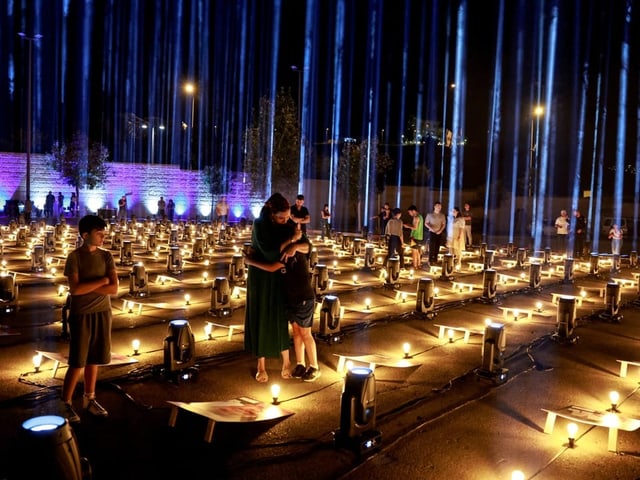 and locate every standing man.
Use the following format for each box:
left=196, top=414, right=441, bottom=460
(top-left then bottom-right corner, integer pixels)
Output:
left=45, top=191, right=55, bottom=218
left=61, top=215, right=119, bottom=422
left=215, top=196, right=229, bottom=225
left=425, top=202, right=446, bottom=266
left=462, top=203, right=473, bottom=248
left=385, top=208, right=405, bottom=267
left=554, top=209, right=570, bottom=255
left=157, top=196, right=166, bottom=219
left=290, top=194, right=310, bottom=234
left=573, top=210, right=587, bottom=259
left=57, top=192, right=65, bottom=218
left=404, top=205, right=424, bottom=269
left=118, top=195, right=127, bottom=221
